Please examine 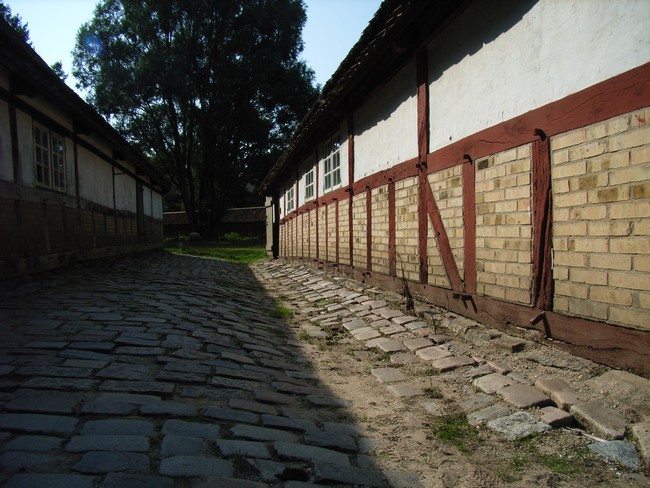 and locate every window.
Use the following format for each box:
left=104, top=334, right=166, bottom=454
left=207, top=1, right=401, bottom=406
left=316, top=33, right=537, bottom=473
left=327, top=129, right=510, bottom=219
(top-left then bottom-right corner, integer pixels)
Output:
left=305, top=168, right=314, bottom=200
left=34, top=123, right=66, bottom=191
left=322, top=134, right=341, bottom=191
left=286, top=186, right=295, bottom=212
